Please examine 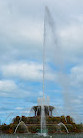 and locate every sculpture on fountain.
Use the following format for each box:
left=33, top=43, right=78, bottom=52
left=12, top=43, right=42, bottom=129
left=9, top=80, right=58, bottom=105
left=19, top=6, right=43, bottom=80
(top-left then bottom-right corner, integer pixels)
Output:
left=32, top=97, right=54, bottom=117
left=32, top=105, right=54, bottom=117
